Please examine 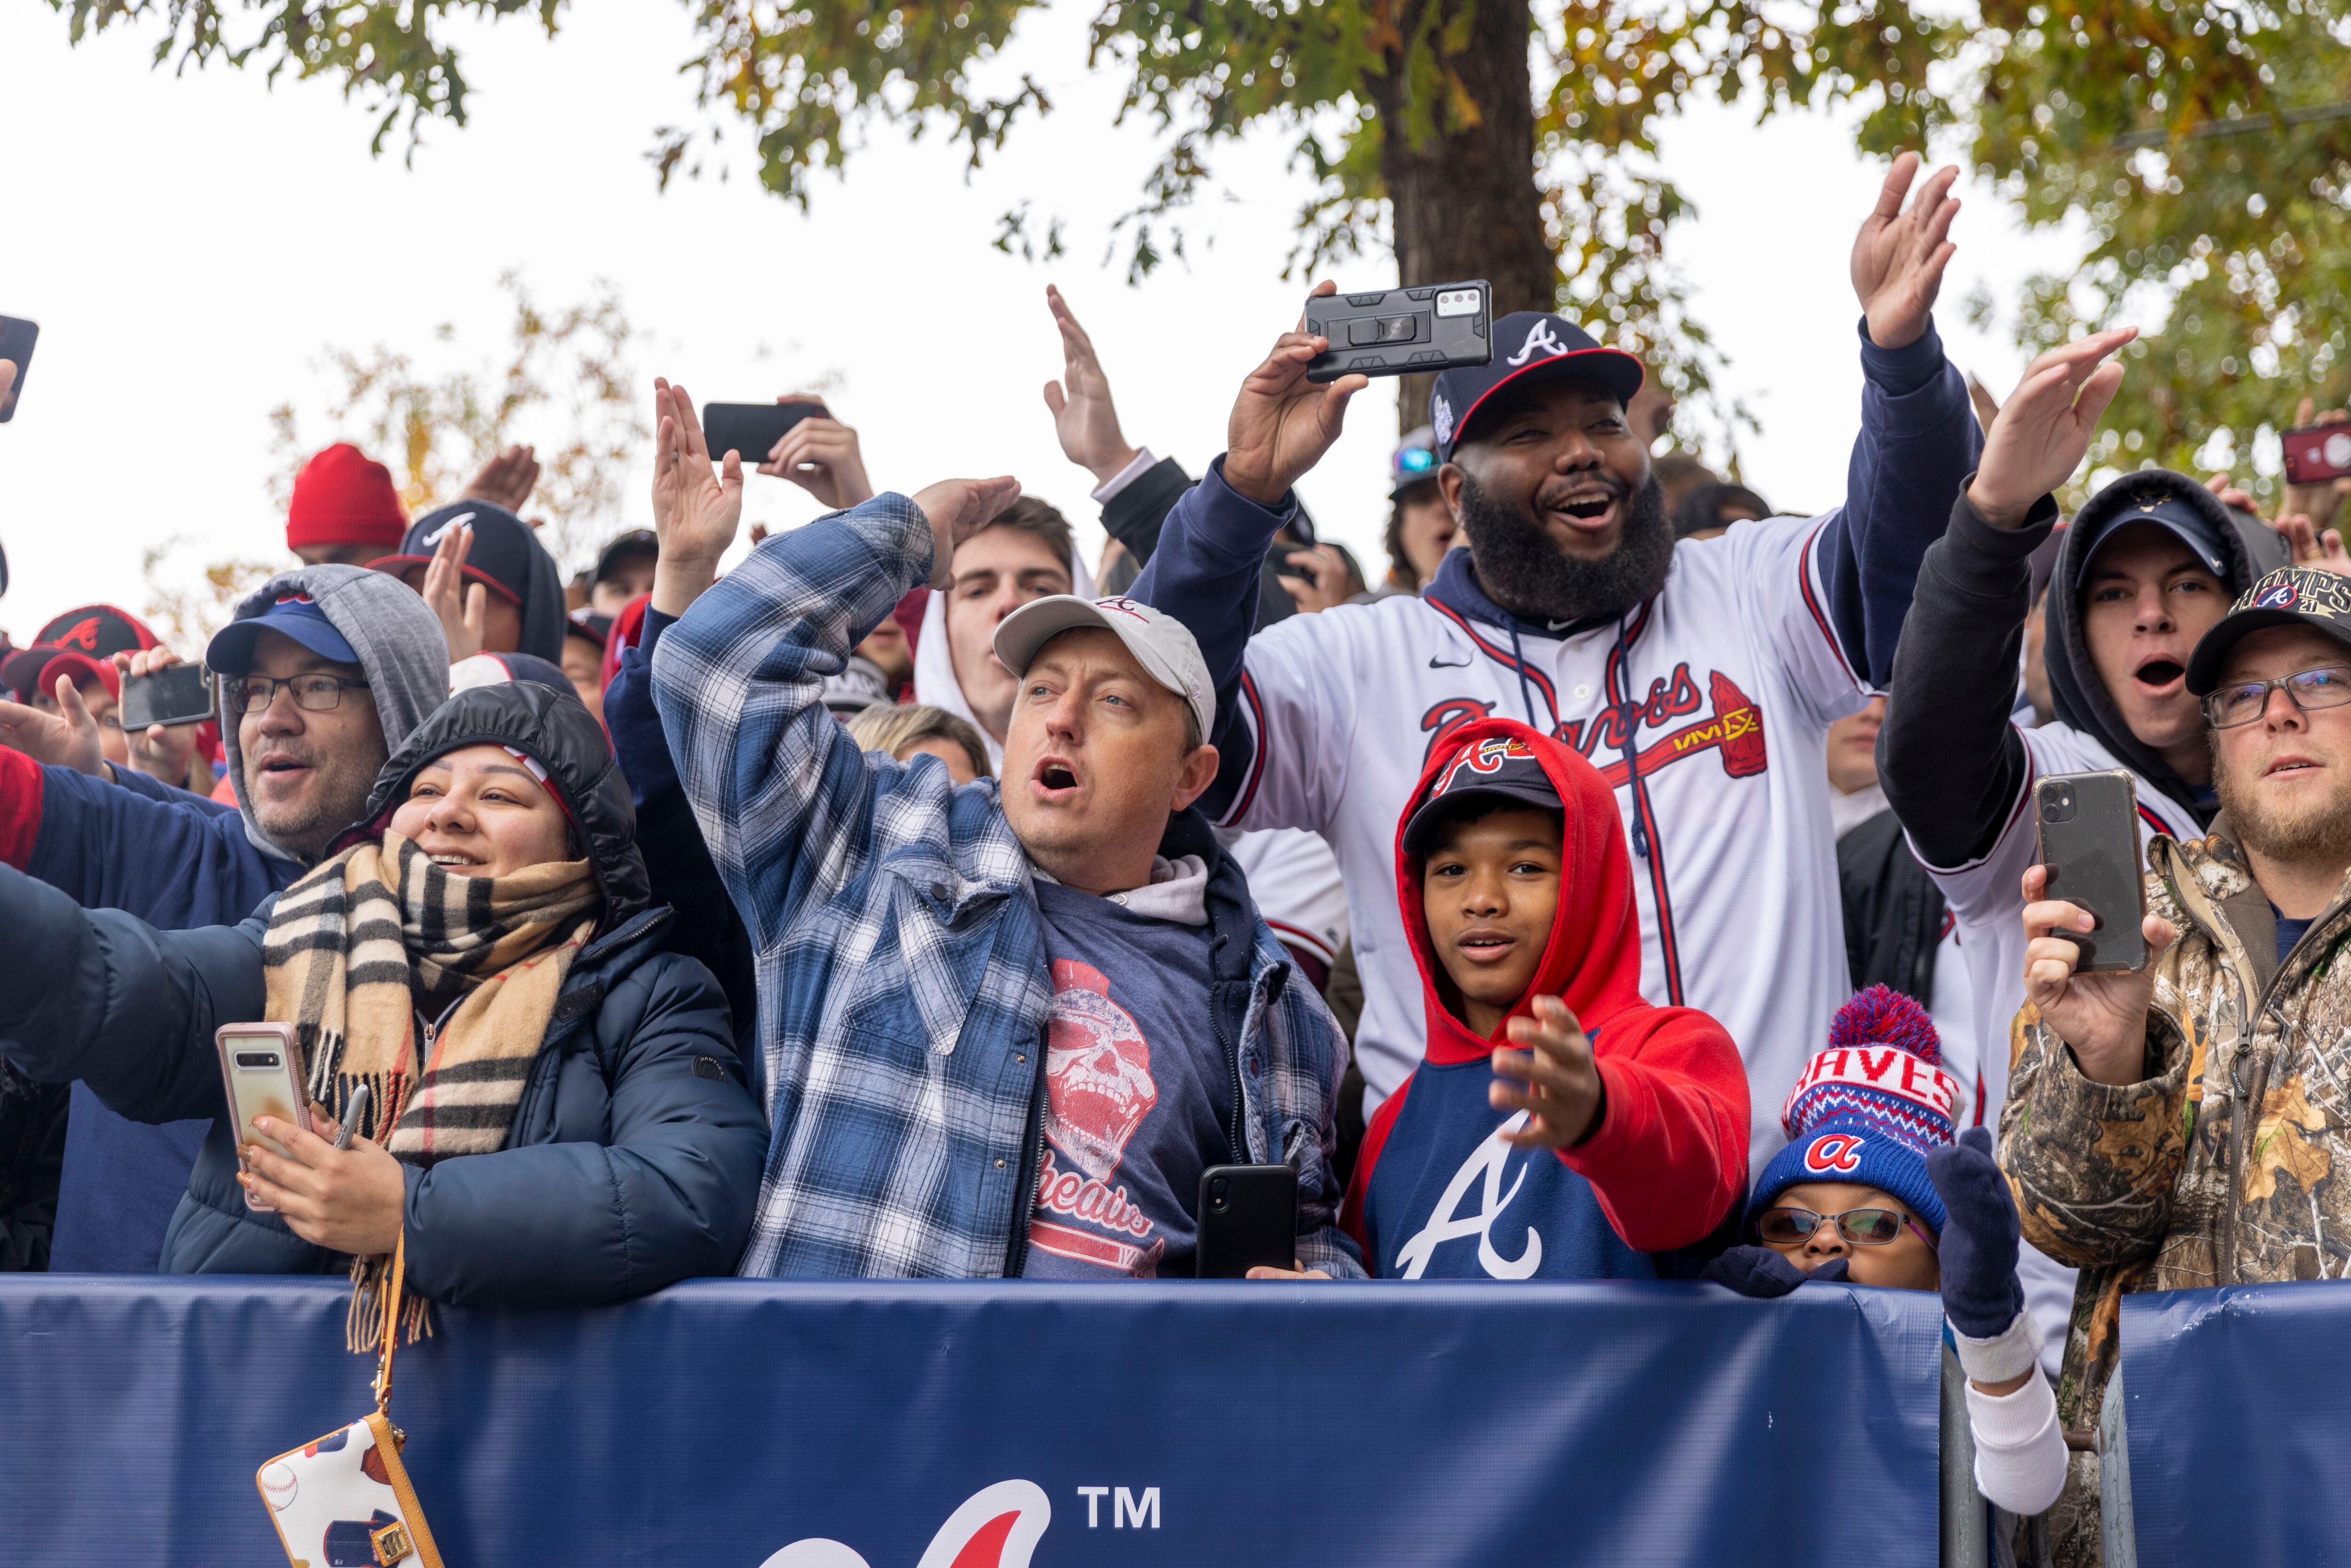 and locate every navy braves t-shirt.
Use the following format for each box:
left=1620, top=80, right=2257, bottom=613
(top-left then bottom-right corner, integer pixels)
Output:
left=1354, top=1048, right=1655, bottom=1281
left=1023, top=880, right=1235, bottom=1278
